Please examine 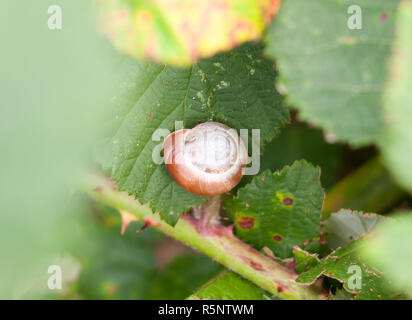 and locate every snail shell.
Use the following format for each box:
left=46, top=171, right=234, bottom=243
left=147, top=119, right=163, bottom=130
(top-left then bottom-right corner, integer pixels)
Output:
left=162, top=122, right=248, bottom=196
